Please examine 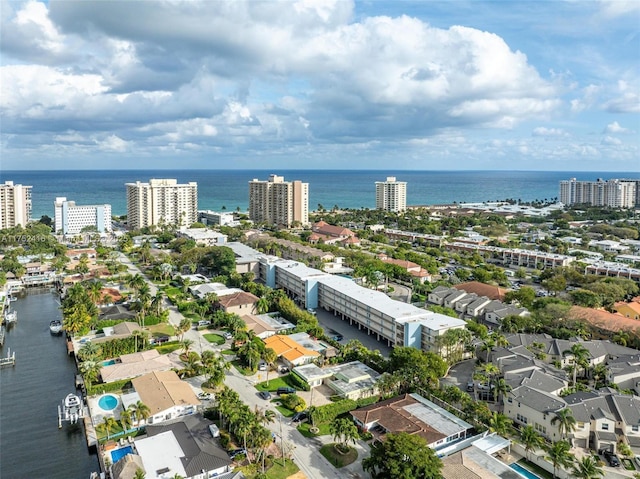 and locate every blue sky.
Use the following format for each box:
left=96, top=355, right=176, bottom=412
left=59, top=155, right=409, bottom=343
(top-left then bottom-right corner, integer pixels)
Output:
left=1, top=0, right=638, bottom=171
